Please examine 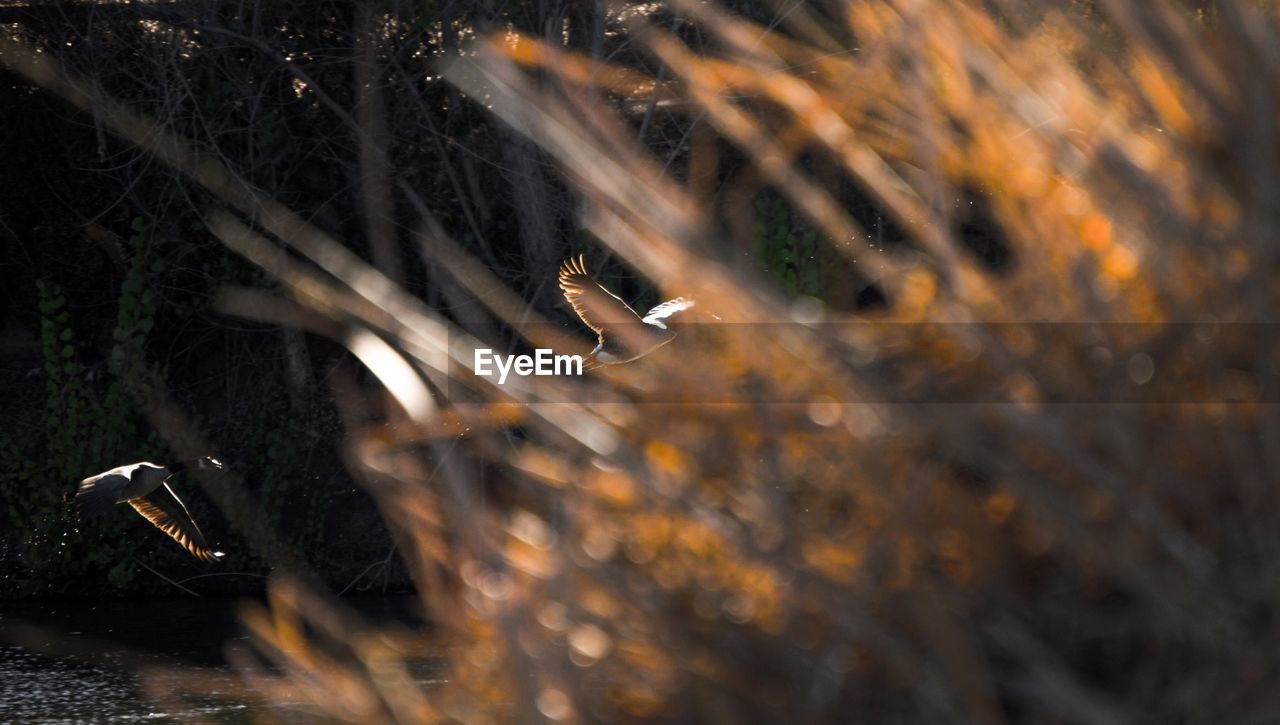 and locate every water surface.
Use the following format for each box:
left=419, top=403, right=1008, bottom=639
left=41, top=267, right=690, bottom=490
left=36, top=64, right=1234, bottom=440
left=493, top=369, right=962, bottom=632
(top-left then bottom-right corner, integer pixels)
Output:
left=1, top=595, right=434, bottom=723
